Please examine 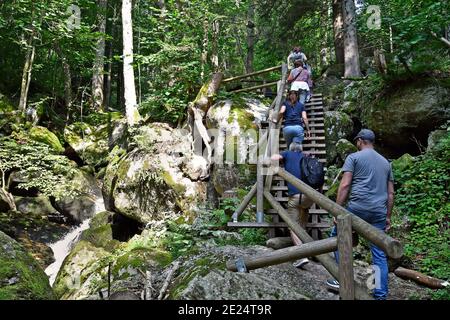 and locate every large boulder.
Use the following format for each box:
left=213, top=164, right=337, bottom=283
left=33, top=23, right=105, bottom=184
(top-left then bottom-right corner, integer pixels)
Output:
left=64, top=122, right=109, bottom=167
left=427, top=129, right=448, bottom=152
left=0, top=231, right=55, bottom=300
left=335, top=138, right=357, bottom=166
left=103, top=123, right=207, bottom=224
left=14, top=196, right=59, bottom=217
left=363, top=83, right=450, bottom=157
left=29, top=126, right=64, bottom=153
left=54, top=169, right=104, bottom=223
left=206, top=98, right=267, bottom=194
left=324, top=111, right=354, bottom=164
